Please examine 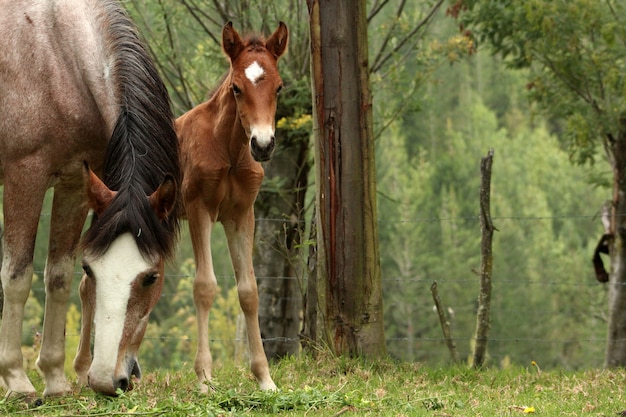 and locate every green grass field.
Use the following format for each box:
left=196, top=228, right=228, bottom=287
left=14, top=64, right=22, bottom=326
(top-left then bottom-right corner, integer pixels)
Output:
left=2, top=354, right=625, bottom=416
